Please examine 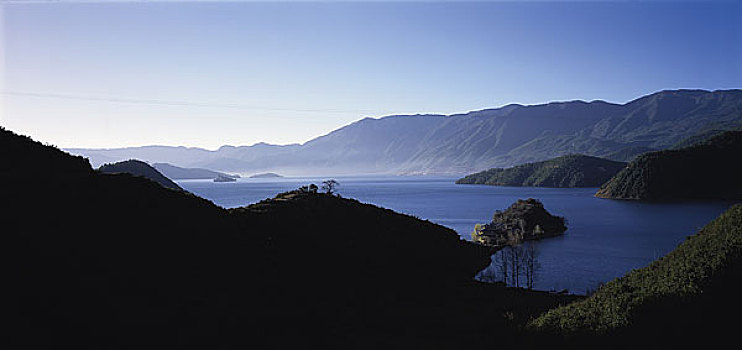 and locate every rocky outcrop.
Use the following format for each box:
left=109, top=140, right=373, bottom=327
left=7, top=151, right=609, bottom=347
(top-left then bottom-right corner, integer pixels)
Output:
left=472, top=199, right=567, bottom=246
left=213, top=174, right=237, bottom=182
